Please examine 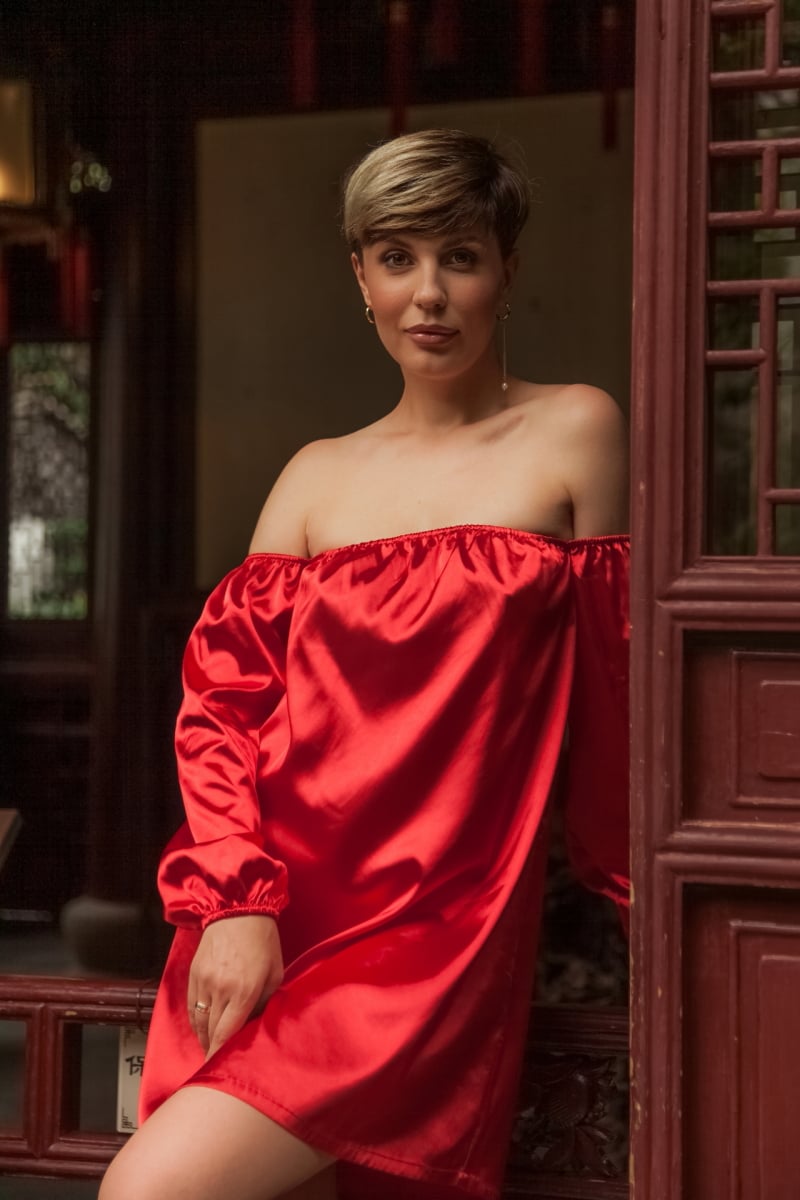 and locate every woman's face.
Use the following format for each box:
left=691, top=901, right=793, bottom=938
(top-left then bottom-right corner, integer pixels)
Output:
left=352, top=229, right=516, bottom=384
